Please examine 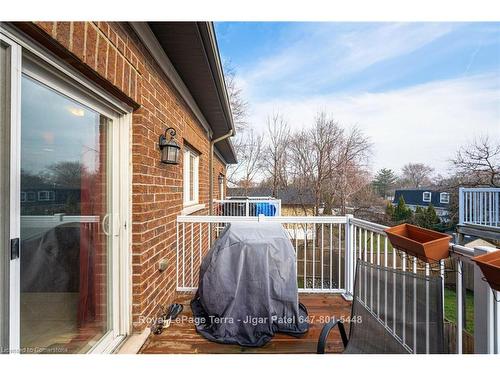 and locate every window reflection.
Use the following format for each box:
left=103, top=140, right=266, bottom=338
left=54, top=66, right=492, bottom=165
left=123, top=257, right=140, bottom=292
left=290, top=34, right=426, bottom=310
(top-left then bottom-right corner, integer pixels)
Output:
left=20, top=75, right=112, bottom=354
